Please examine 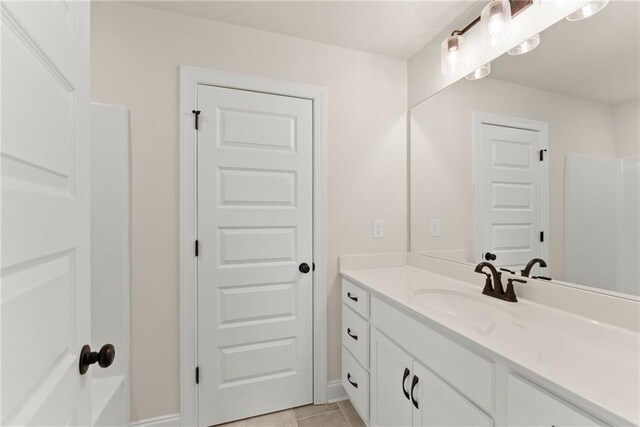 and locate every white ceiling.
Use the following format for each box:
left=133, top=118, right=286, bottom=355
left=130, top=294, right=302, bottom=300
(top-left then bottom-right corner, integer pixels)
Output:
left=491, top=0, right=639, bottom=106
left=130, top=1, right=472, bottom=59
